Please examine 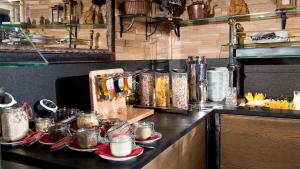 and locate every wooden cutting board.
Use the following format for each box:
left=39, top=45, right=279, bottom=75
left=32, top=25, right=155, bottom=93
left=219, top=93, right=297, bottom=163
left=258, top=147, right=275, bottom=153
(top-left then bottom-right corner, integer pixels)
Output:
left=107, top=108, right=154, bottom=124
left=89, top=68, right=154, bottom=123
